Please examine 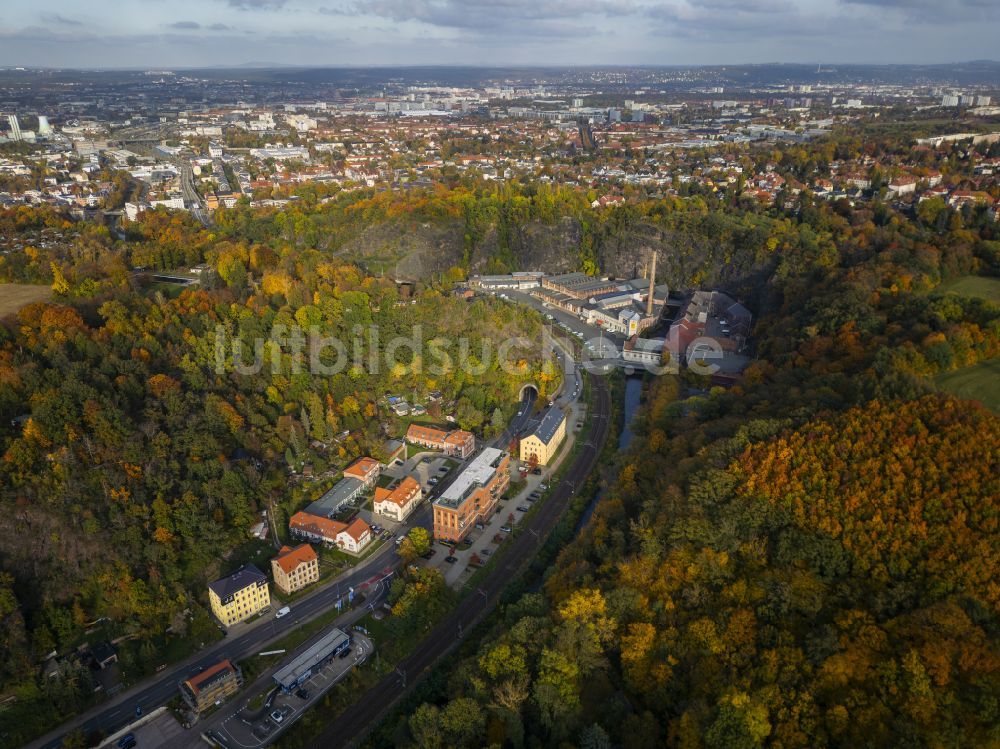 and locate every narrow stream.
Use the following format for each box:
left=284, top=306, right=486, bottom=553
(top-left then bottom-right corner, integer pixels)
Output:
left=618, top=374, right=644, bottom=451
left=573, top=374, right=643, bottom=533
